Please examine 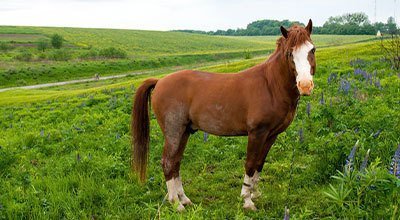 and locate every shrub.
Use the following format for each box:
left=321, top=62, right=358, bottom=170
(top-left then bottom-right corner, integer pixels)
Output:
left=78, top=49, right=99, bottom=60
left=14, top=50, right=33, bottom=62
left=48, top=49, right=71, bottom=61
left=37, top=39, right=49, bottom=52
left=51, top=34, right=63, bottom=49
left=324, top=158, right=400, bottom=219
left=98, top=47, right=127, bottom=59
left=244, top=50, right=252, bottom=59
left=0, top=42, right=12, bottom=51
left=37, top=52, right=47, bottom=60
